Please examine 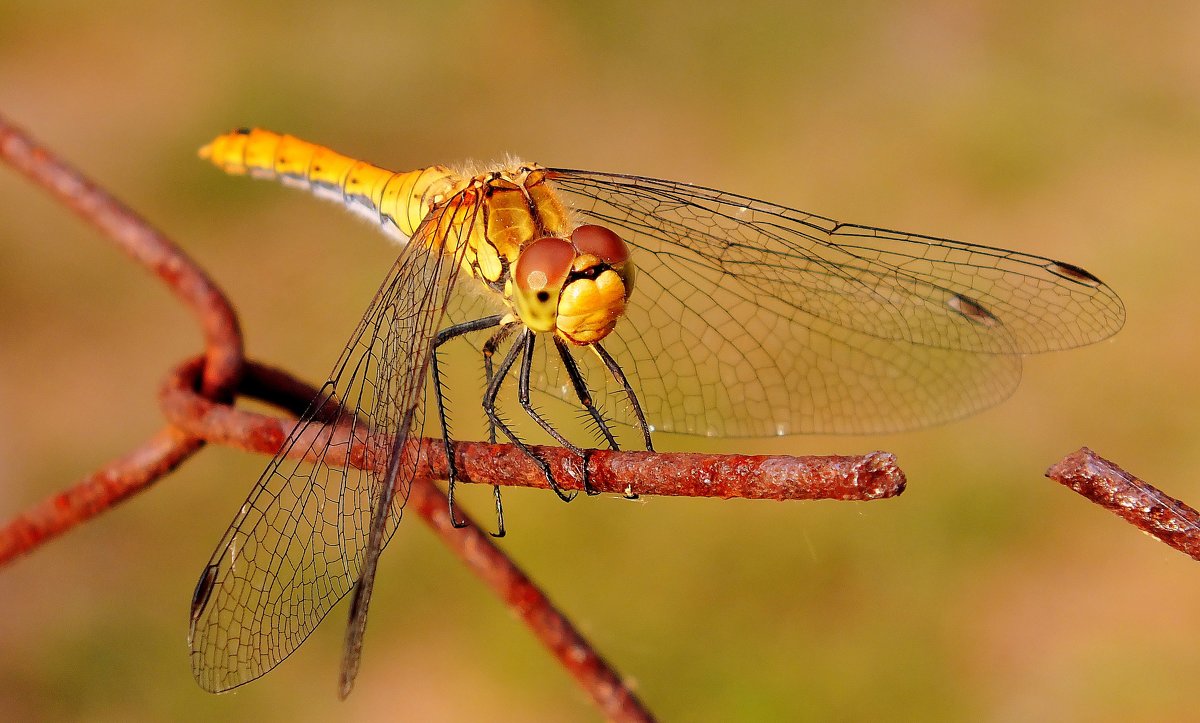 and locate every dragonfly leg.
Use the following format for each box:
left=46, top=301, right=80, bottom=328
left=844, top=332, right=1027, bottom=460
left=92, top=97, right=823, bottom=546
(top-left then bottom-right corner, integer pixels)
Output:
left=481, top=325, right=519, bottom=444
left=593, top=341, right=654, bottom=499
left=480, top=323, right=519, bottom=538
left=592, top=341, right=654, bottom=451
left=553, top=336, right=619, bottom=450
left=514, top=332, right=586, bottom=452
left=516, top=332, right=601, bottom=497
left=484, top=329, right=578, bottom=503
left=553, top=336, right=619, bottom=496
left=432, top=315, right=503, bottom=531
